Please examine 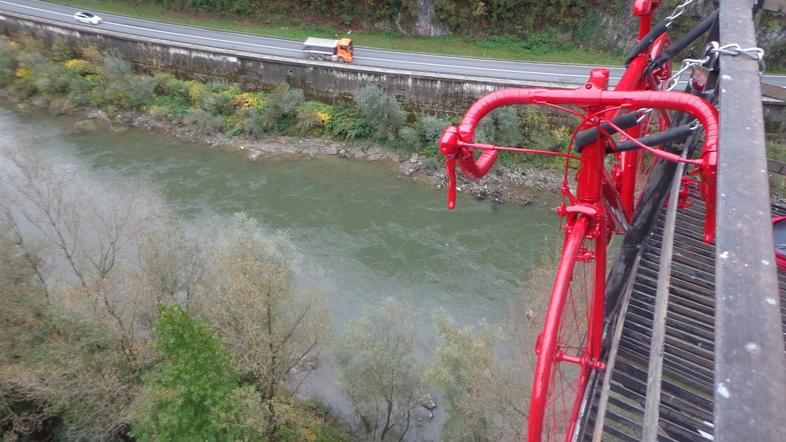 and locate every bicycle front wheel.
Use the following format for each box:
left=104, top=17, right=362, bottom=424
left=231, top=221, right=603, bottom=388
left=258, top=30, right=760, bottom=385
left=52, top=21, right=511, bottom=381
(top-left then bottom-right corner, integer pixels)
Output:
left=528, top=215, right=606, bottom=442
